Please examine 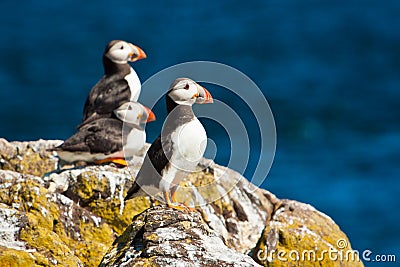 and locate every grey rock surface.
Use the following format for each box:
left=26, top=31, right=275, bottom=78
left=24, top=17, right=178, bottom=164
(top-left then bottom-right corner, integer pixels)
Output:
left=99, top=206, right=263, bottom=267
